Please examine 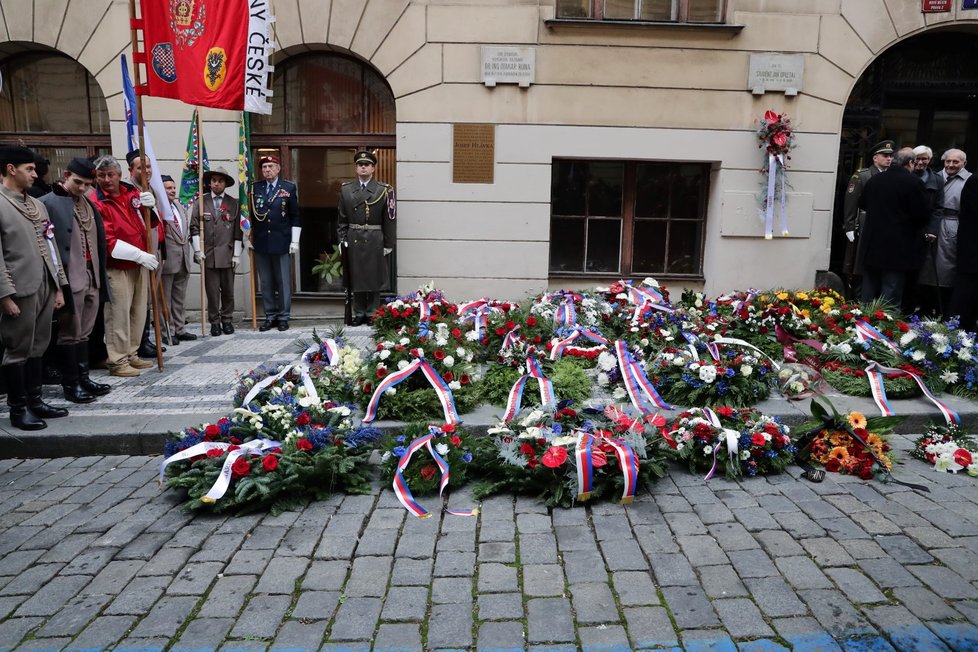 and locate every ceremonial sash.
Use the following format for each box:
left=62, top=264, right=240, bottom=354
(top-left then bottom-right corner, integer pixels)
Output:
left=502, top=357, right=556, bottom=423
left=363, top=353, right=459, bottom=425
left=574, top=431, right=639, bottom=505
left=711, top=336, right=782, bottom=370
left=554, top=296, right=577, bottom=329
left=622, top=279, right=665, bottom=305
left=614, top=340, right=672, bottom=412
left=241, top=342, right=336, bottom=407
left=393, top=430, right=478, bottom=518
left=159, top=438, right=282, bottom=503
left=459, top=300, right=497, bottom=342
